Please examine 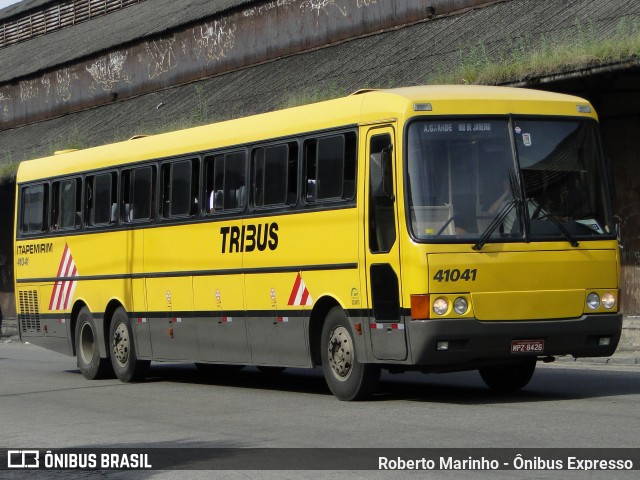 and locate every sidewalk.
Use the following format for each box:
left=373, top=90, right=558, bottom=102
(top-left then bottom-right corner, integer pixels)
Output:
left=555, top=315, right=640, bottom=366
left=2, top=316, right=639, bottom=365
